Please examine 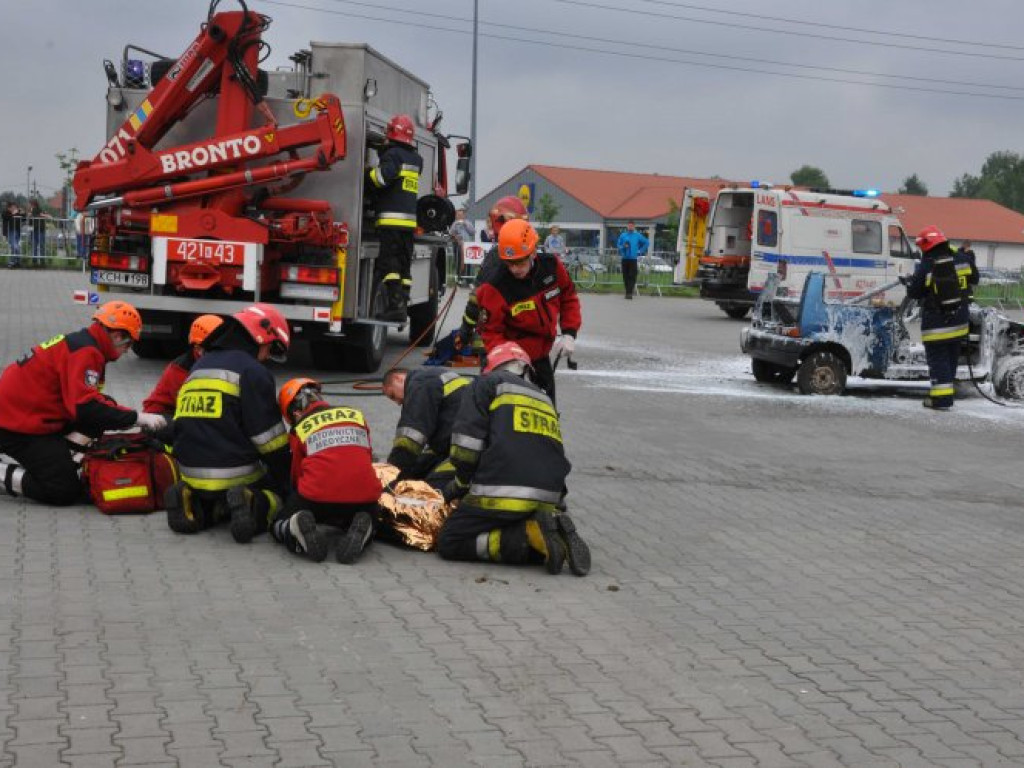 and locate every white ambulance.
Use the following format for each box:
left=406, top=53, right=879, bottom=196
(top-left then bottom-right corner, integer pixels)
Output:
left=687, top=184, right=917, bottom=318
